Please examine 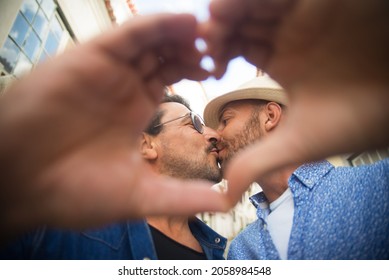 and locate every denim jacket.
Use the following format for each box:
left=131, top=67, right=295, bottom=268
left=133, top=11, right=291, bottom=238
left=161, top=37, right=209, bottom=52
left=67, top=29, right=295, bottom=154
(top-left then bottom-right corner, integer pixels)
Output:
left=1, top=217, right=226, bottom=260
left=228, top=159, right=389, bottom=260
